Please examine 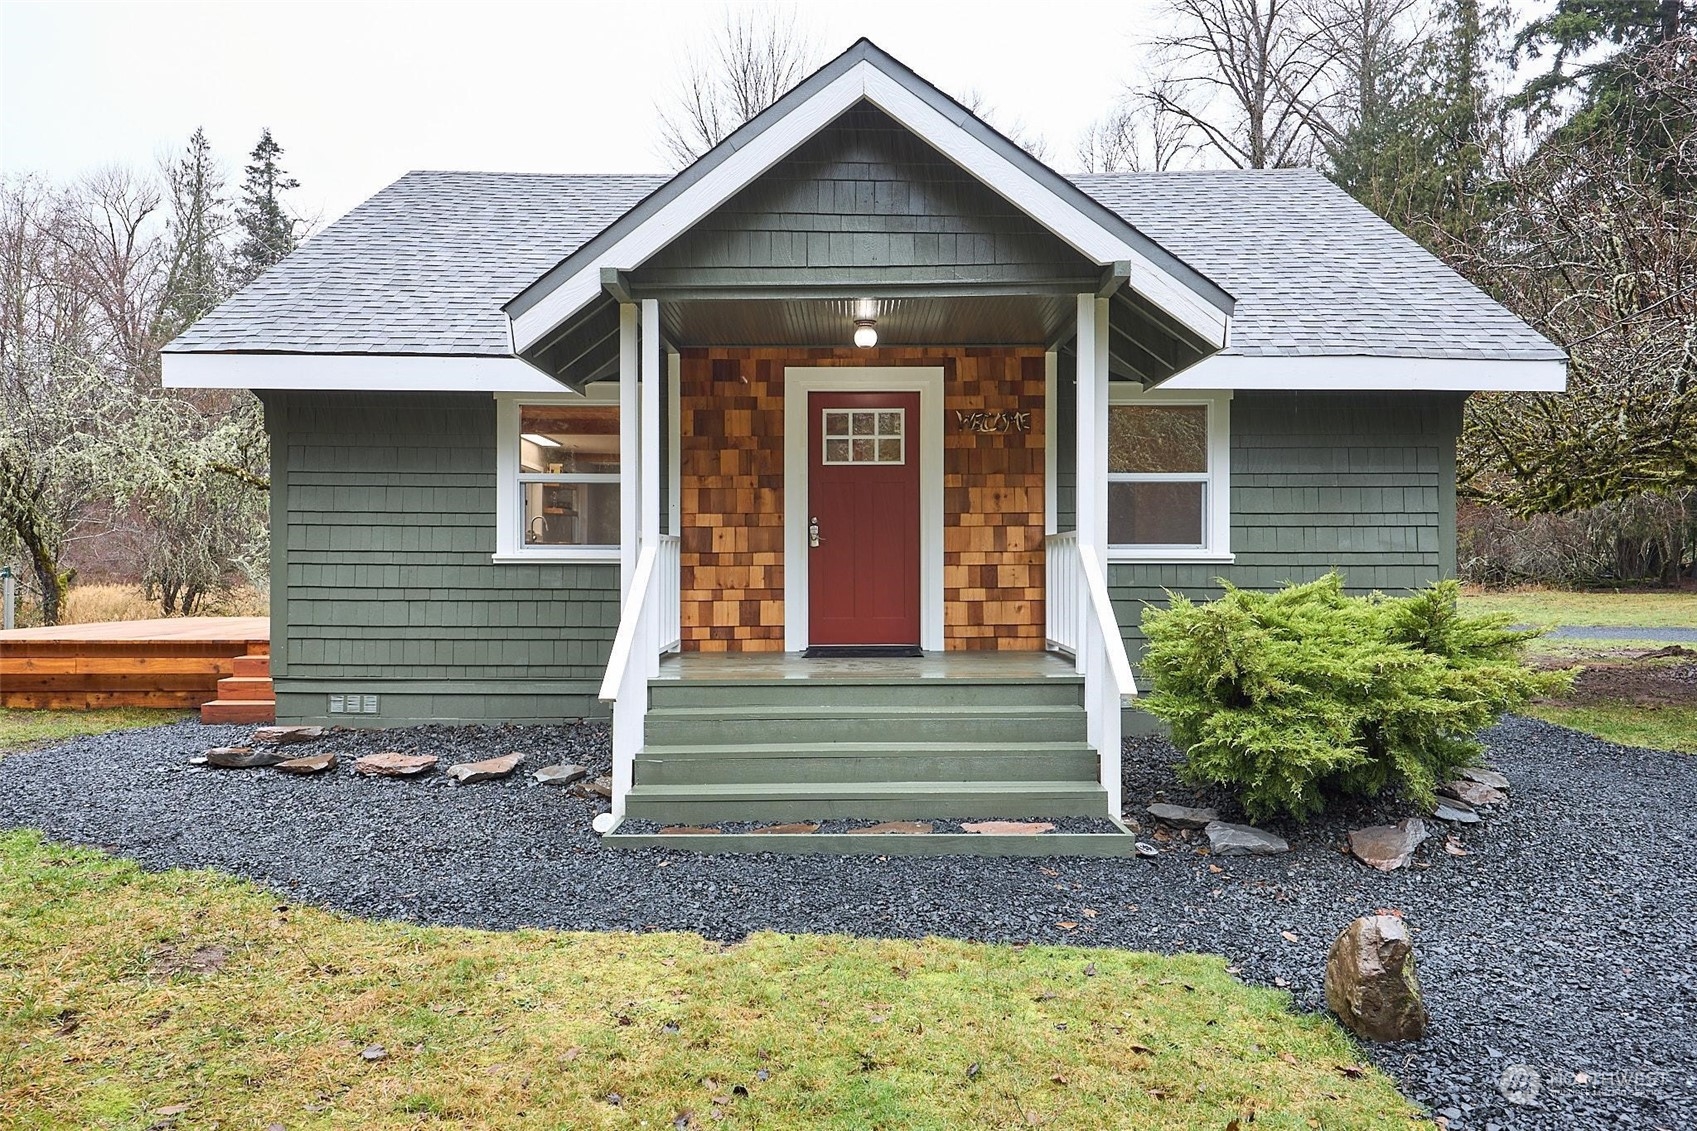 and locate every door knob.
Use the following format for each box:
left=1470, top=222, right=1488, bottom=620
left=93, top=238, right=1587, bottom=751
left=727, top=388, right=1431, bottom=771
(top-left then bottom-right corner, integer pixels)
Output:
left=808, top=517, right=822, bottom=548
